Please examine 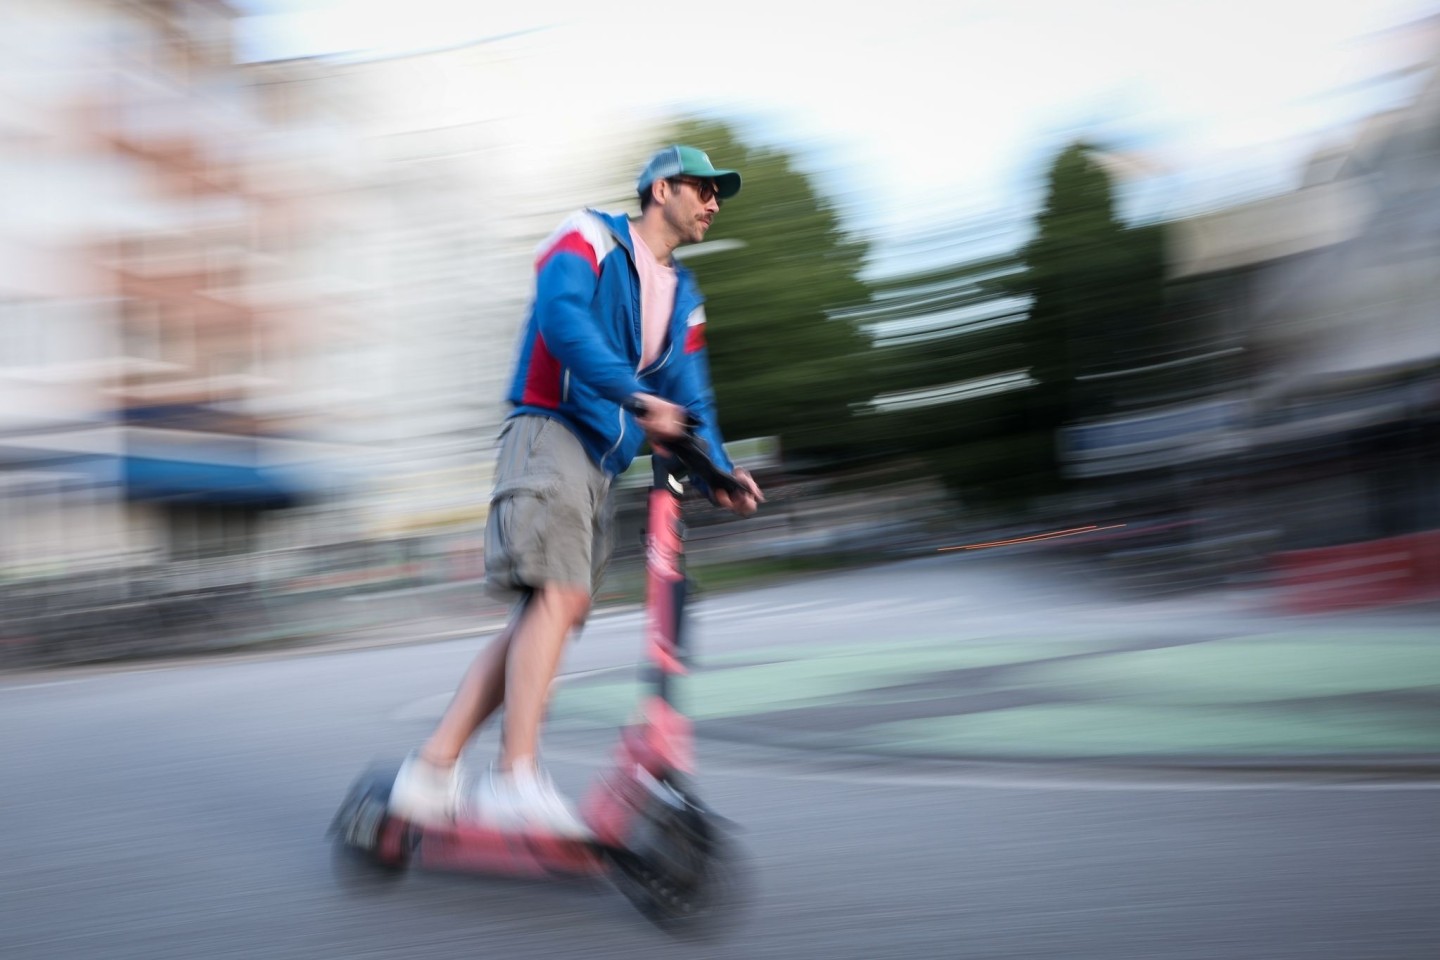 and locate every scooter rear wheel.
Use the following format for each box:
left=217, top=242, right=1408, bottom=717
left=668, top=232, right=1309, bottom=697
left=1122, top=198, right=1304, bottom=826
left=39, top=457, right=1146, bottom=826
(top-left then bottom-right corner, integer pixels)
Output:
left=329, top=763, right=413, bottom=885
